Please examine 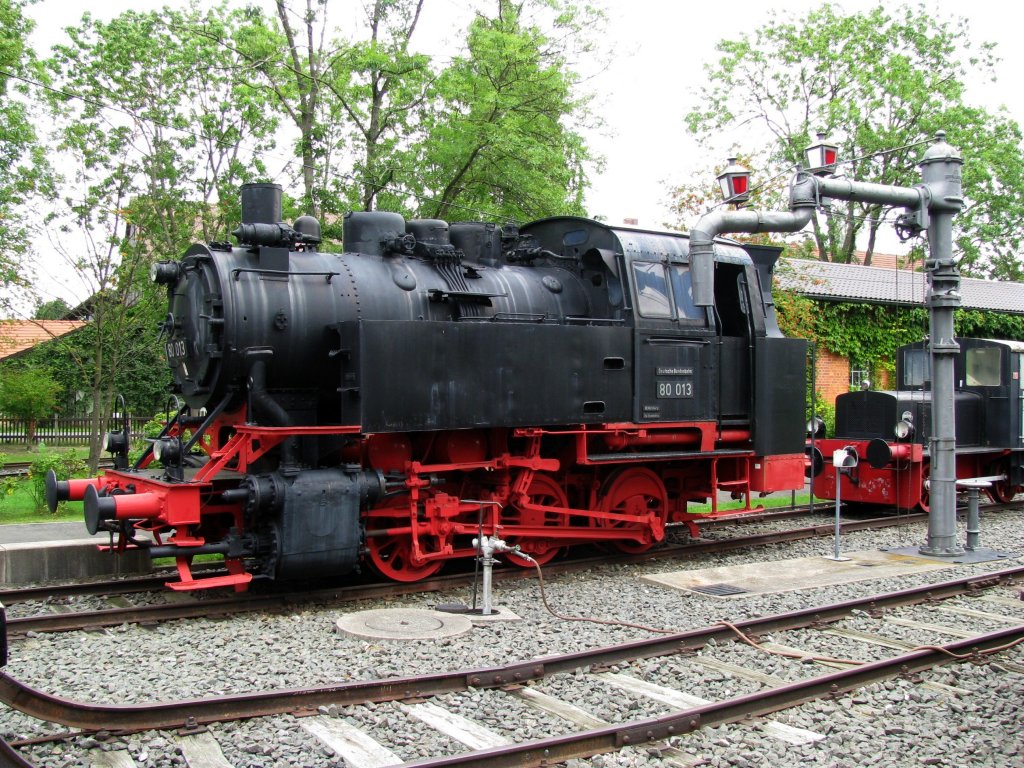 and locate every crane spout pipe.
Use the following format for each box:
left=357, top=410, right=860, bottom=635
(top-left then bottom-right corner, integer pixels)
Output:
left=689, top=174, right=818, bottom=307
